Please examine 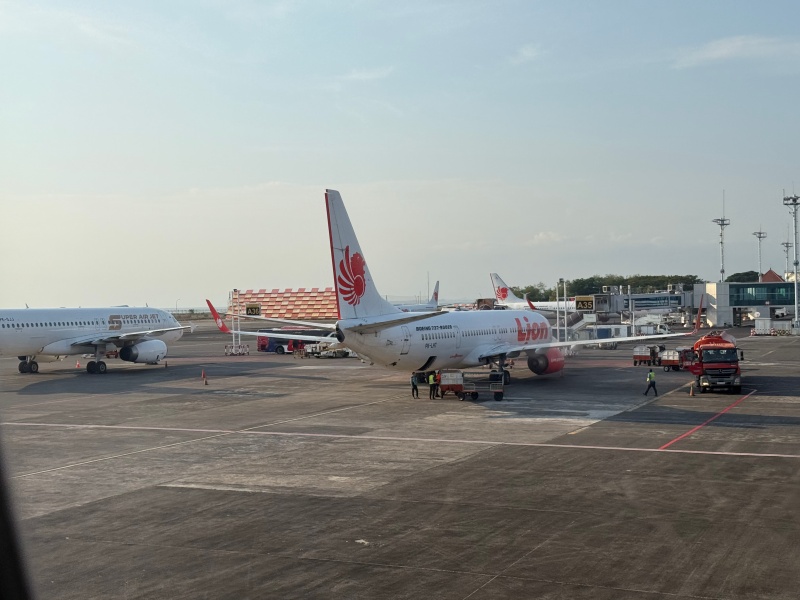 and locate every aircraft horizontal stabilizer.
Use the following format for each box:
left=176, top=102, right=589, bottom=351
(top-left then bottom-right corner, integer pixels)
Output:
left=346, top=311, right=446, bottom=335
